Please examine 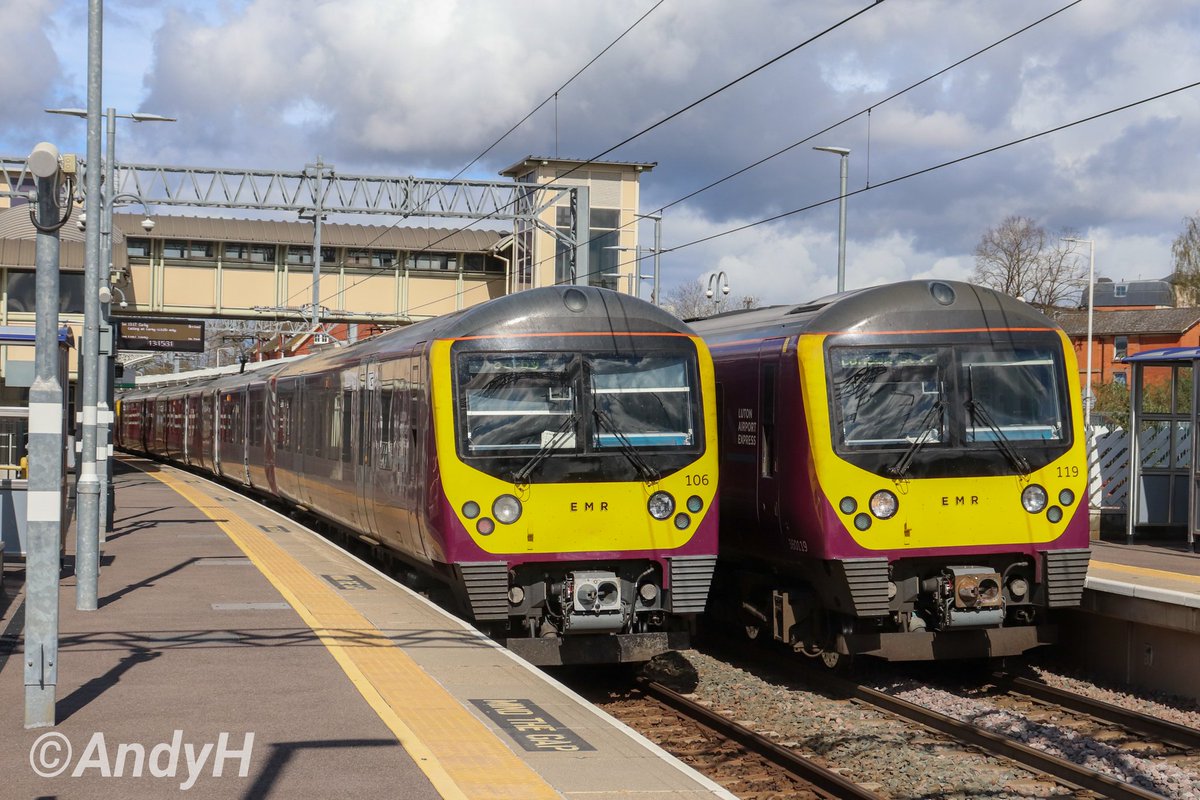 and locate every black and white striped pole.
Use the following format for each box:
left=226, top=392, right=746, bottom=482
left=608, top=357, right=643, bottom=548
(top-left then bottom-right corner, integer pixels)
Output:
left=25, top=142, right=67, bottom=728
